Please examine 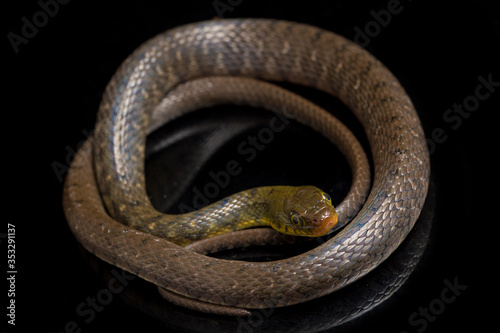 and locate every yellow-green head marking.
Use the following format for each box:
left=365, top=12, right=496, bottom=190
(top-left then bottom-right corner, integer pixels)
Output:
left=164, top=185, right=338, bottom=245
left=267, top=186, right=338, bottom=237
